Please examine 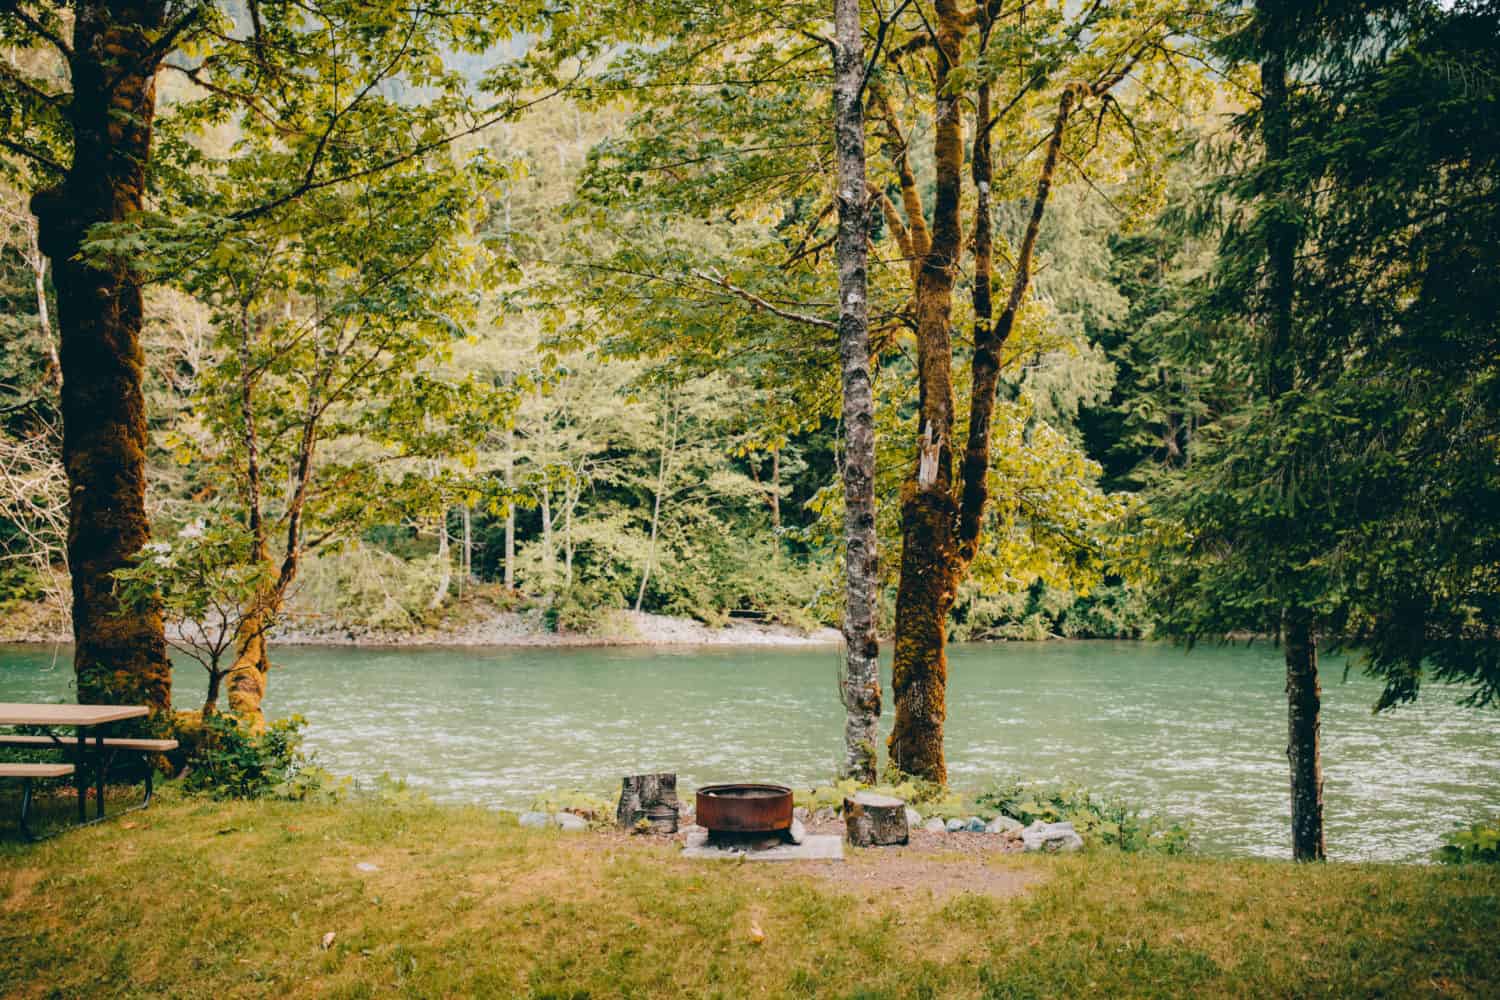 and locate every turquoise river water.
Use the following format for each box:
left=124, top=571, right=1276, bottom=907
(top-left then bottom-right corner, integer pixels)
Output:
left=1, top=640, right=1495, bottom=861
